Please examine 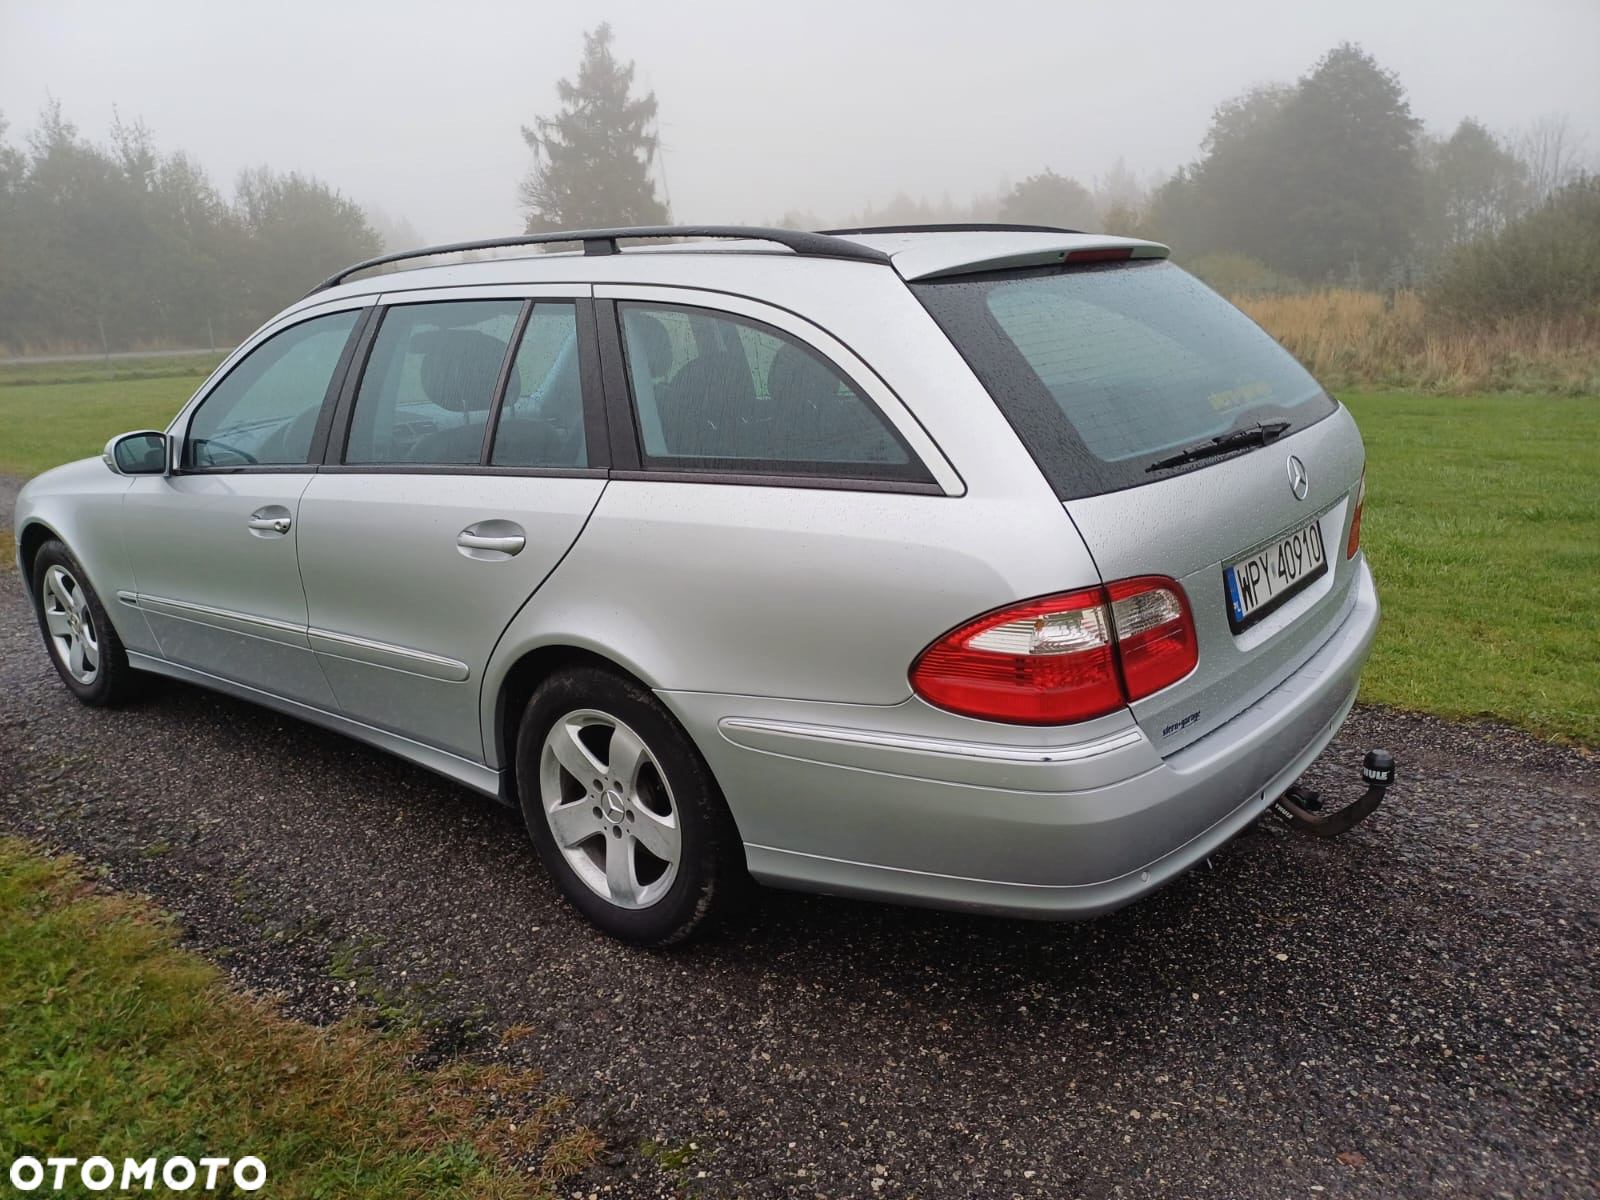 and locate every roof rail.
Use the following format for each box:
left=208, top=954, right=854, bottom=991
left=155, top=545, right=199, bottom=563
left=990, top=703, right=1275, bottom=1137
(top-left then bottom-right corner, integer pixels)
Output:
left=309, top=225, right=892, bottom=294
left=817, top=222, right=1086, bottom=236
